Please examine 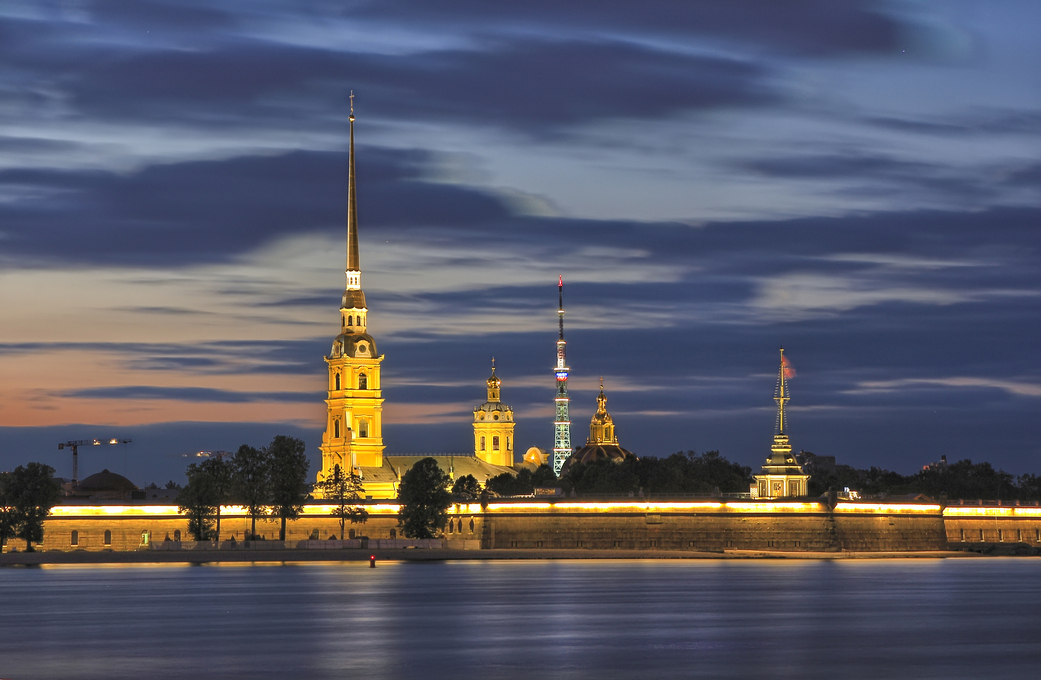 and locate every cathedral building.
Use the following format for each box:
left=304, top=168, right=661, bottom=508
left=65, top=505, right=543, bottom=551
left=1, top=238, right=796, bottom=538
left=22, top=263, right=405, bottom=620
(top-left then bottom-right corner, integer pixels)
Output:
left=317, top=99, right=385, bottom=487
left=473, top=360, right=515, bottom=466
left=315, top=103, right=517, bottom=498
left=753, top=348, right=810, bottom=498
left=558, top=380, right=635, bottom=476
